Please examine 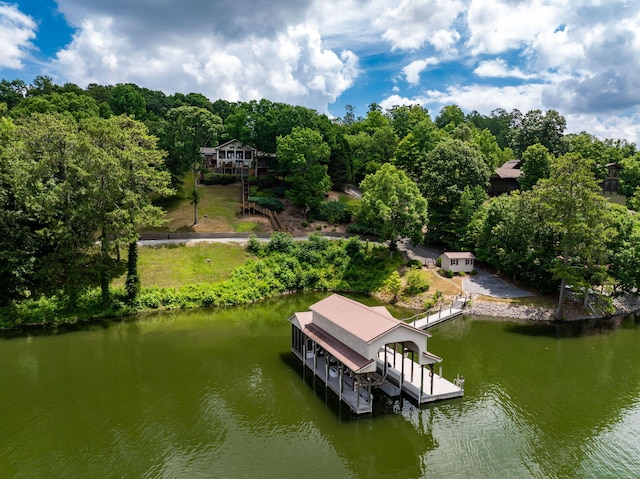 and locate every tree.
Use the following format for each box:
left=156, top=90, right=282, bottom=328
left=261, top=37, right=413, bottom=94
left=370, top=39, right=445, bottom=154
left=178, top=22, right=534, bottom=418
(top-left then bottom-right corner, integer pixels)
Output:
left=418, top=138, right=490, bottom=245
left=531, top=153, right=615, bottom=319
left=358, top=163, right=428, bottom=248
left=4, top=113, right=96, bottom=304
left=469, top=192, right=557, bottom=290
left=518, top=143, right=552, bottom=190
left=276, top=127, right=331, bottom=216
left=109, top=84, right=146, bottom=119
left=435, top=104, right=465, bottom=129
left=163, top=106, right=223, bottom=223
left=509, top=109, right=568, bottom=158
left=387, top=104, right=430, bottom=139
left=81, top=115, right=173, bottom=304
left=394, top=117, right=447, bottom=180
